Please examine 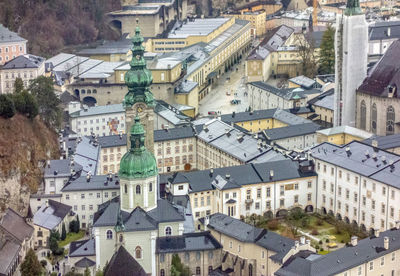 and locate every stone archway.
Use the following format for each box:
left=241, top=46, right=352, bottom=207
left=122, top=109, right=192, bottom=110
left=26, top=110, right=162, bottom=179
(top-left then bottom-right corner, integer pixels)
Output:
left=305, top=205, right=314, bottom=213
left=276, top=209, right=288, bottom=218
left=344, top=217, right=350, bottom=224
left=336, top=213, right=342, bottom=221
left=109, top=19, right=122, bottom=37
left=321, top=207, right=327, bottom=215
left=82, top=96, right=97, bottom=107
left=328, top=210, right=334, bottom=216
left=263, top=210, right=273, bottom=219
left=360, top=224, right=367, bottom=232
left=74, top=89, right=80, bottom=98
